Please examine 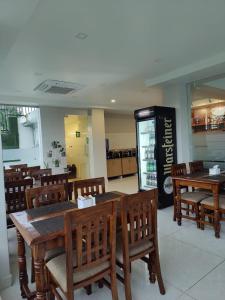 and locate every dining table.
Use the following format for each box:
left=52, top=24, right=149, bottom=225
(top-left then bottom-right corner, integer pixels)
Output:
left=172, top=170, right=225, bottom=238
left=10, top=191, right=124, bottom=300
